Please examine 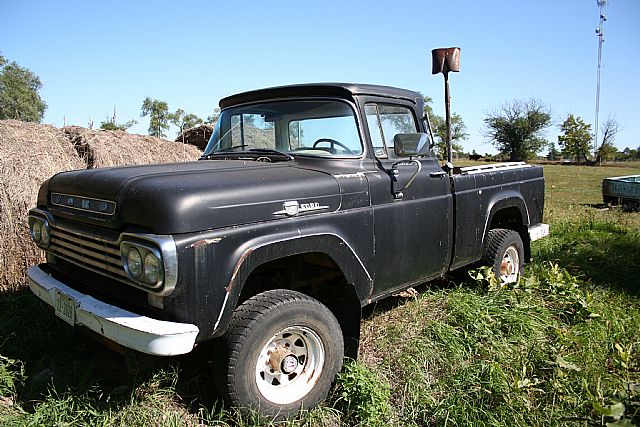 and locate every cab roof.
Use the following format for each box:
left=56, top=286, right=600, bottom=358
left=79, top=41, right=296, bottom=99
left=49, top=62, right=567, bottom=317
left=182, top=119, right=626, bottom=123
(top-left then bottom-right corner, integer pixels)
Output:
left=219, top=83, right=421, bottom=109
